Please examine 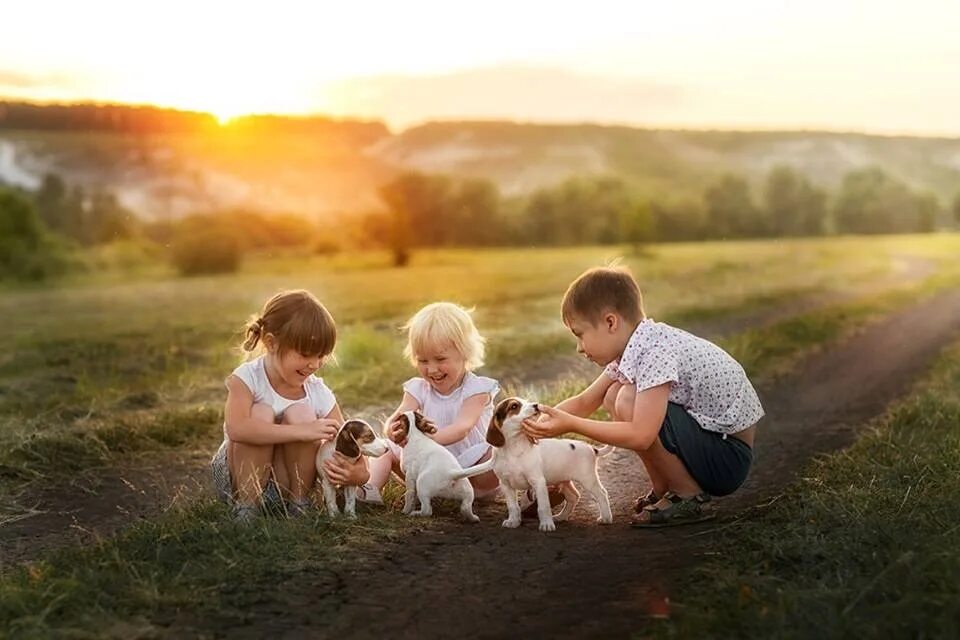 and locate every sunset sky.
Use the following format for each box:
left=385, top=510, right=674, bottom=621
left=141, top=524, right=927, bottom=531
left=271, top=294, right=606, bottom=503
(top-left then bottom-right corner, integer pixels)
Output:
left=2, top=0, right=958, bottom=135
